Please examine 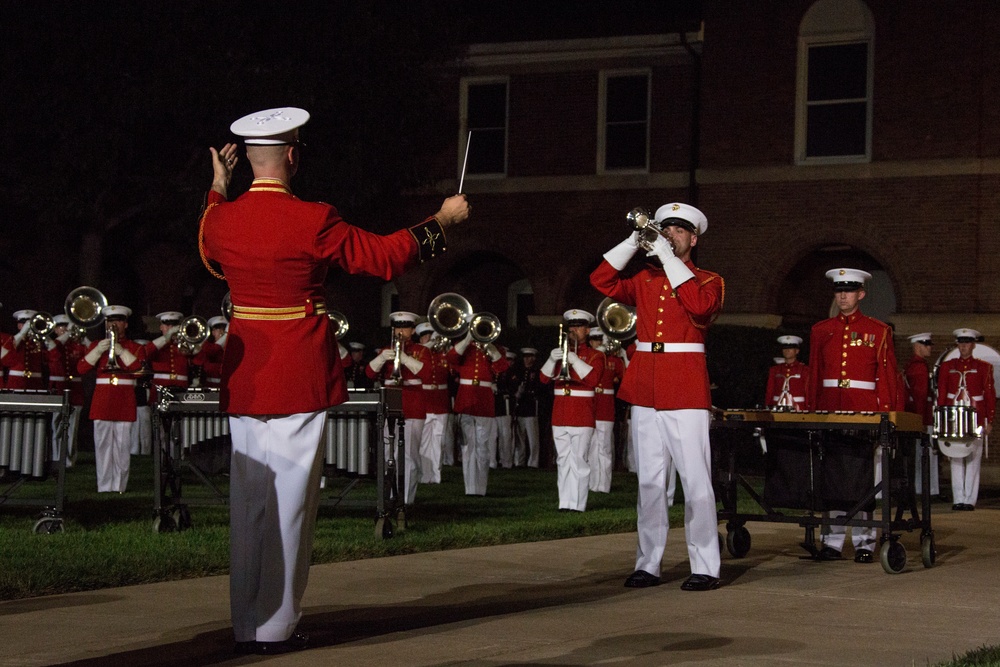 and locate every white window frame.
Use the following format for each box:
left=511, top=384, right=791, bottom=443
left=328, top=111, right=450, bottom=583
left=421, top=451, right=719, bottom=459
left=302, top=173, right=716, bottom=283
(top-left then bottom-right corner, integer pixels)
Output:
left=794, top=0, right=874, bottom=165
left=598, top=68, right=651, bottom=174
left=459, top=75, right=509, bottom=180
